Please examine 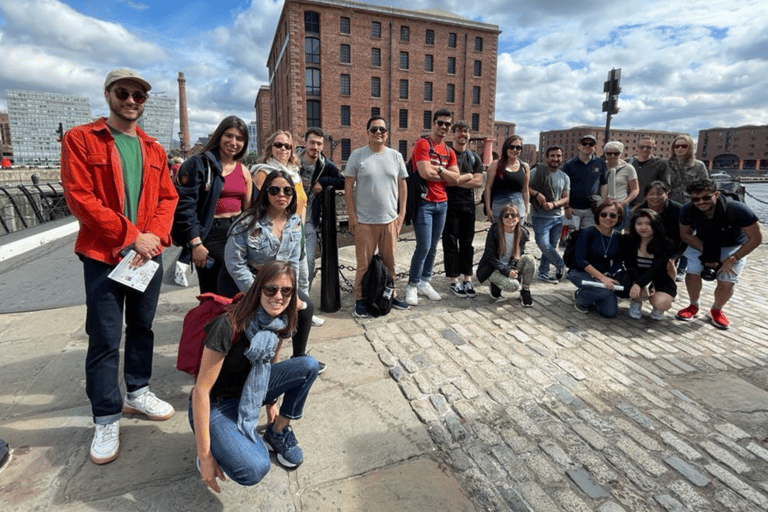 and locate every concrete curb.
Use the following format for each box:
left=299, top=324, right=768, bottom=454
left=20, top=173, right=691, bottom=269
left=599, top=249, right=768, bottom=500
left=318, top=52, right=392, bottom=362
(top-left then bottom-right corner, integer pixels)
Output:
left=0, top=219, right=79, bottom=262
